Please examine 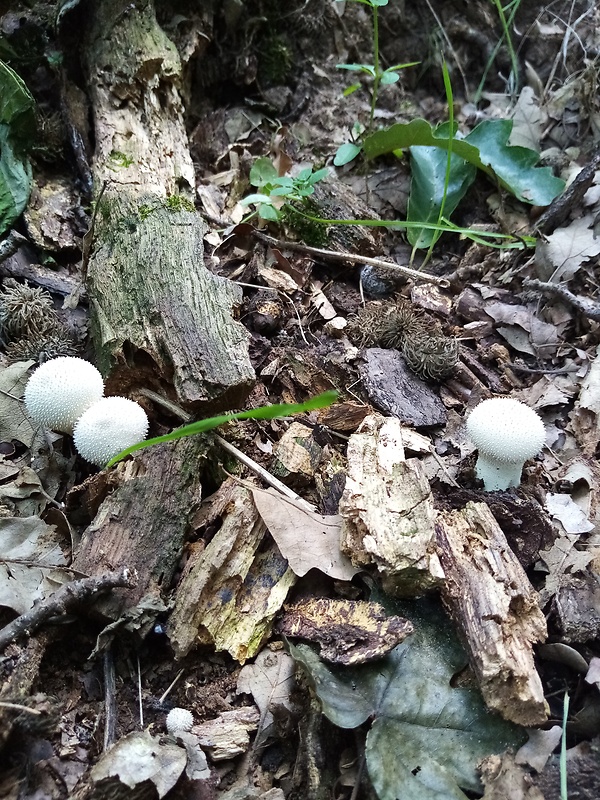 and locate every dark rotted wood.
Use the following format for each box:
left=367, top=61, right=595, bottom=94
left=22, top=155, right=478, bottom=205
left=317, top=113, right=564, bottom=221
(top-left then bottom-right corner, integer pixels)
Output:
left=83, top=0, right=255, bottom=412
left=72, top=437, right=207, bottom=619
